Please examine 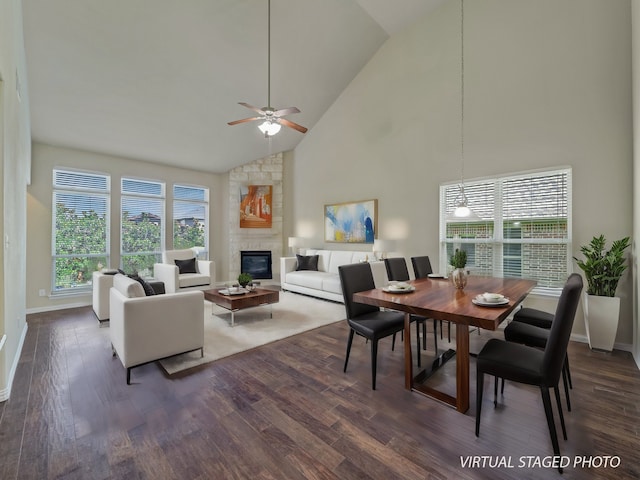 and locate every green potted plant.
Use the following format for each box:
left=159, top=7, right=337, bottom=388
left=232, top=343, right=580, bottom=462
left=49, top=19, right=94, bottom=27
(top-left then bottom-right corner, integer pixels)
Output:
left=449, top=248, right=468, bottom=289
left=573, top=234, right=630, bottom=351
left=238, top=272, right=253, bottom=288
